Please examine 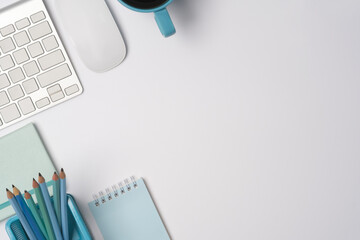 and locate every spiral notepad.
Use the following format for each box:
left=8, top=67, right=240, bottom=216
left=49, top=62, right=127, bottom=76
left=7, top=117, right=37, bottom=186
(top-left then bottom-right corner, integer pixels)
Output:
left=88, top=177, right=170, bottom=240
